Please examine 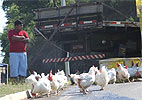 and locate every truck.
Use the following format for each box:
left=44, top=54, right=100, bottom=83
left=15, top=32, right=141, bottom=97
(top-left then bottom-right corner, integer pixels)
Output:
left=33, top=2, right=141, bottom=72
